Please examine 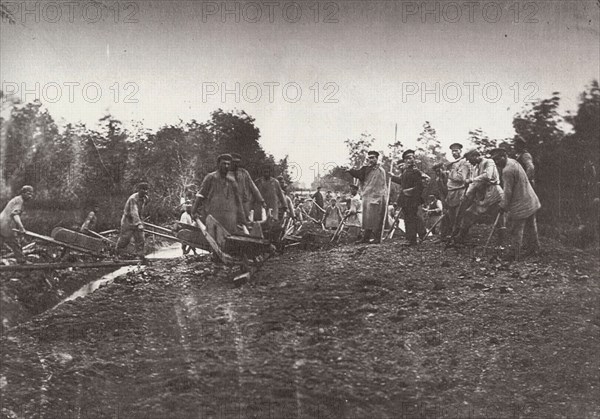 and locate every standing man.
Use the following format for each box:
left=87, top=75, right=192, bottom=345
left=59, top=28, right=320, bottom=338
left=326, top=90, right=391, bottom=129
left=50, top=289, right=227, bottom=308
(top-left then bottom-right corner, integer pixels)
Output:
left=324, top=198, right=343, bottom=229
left=389, top=150, right=426, bottom=246
left=0, top=185, right=34, bottom=264
left=442, top=142, right=471, bottom=240
left=453, top=150, right=503, bottom=244
left=194, top=154, right=245, bottom=234
left=347, top=150, right=388, bottom=243
left=491, top=148, right=541, bottom=260
left=514, top=136, right=535, bottom=186
left=230, top=153, right=265, bottom=221
left=116, top=182, right=149, bottom=260
left=254, top=164, right=288, bottom=221
left=310, top=186, right=325, bottom=222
